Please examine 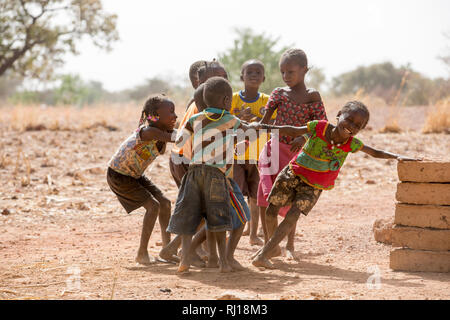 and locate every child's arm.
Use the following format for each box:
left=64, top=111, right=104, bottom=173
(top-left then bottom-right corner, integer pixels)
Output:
left=257, top=123, right=309, bottom=138
left=259, top=108, right=275, bottom=124
left=361, top=145, right=420, bottom=161
left=140, top=127, right=176, bottom=143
